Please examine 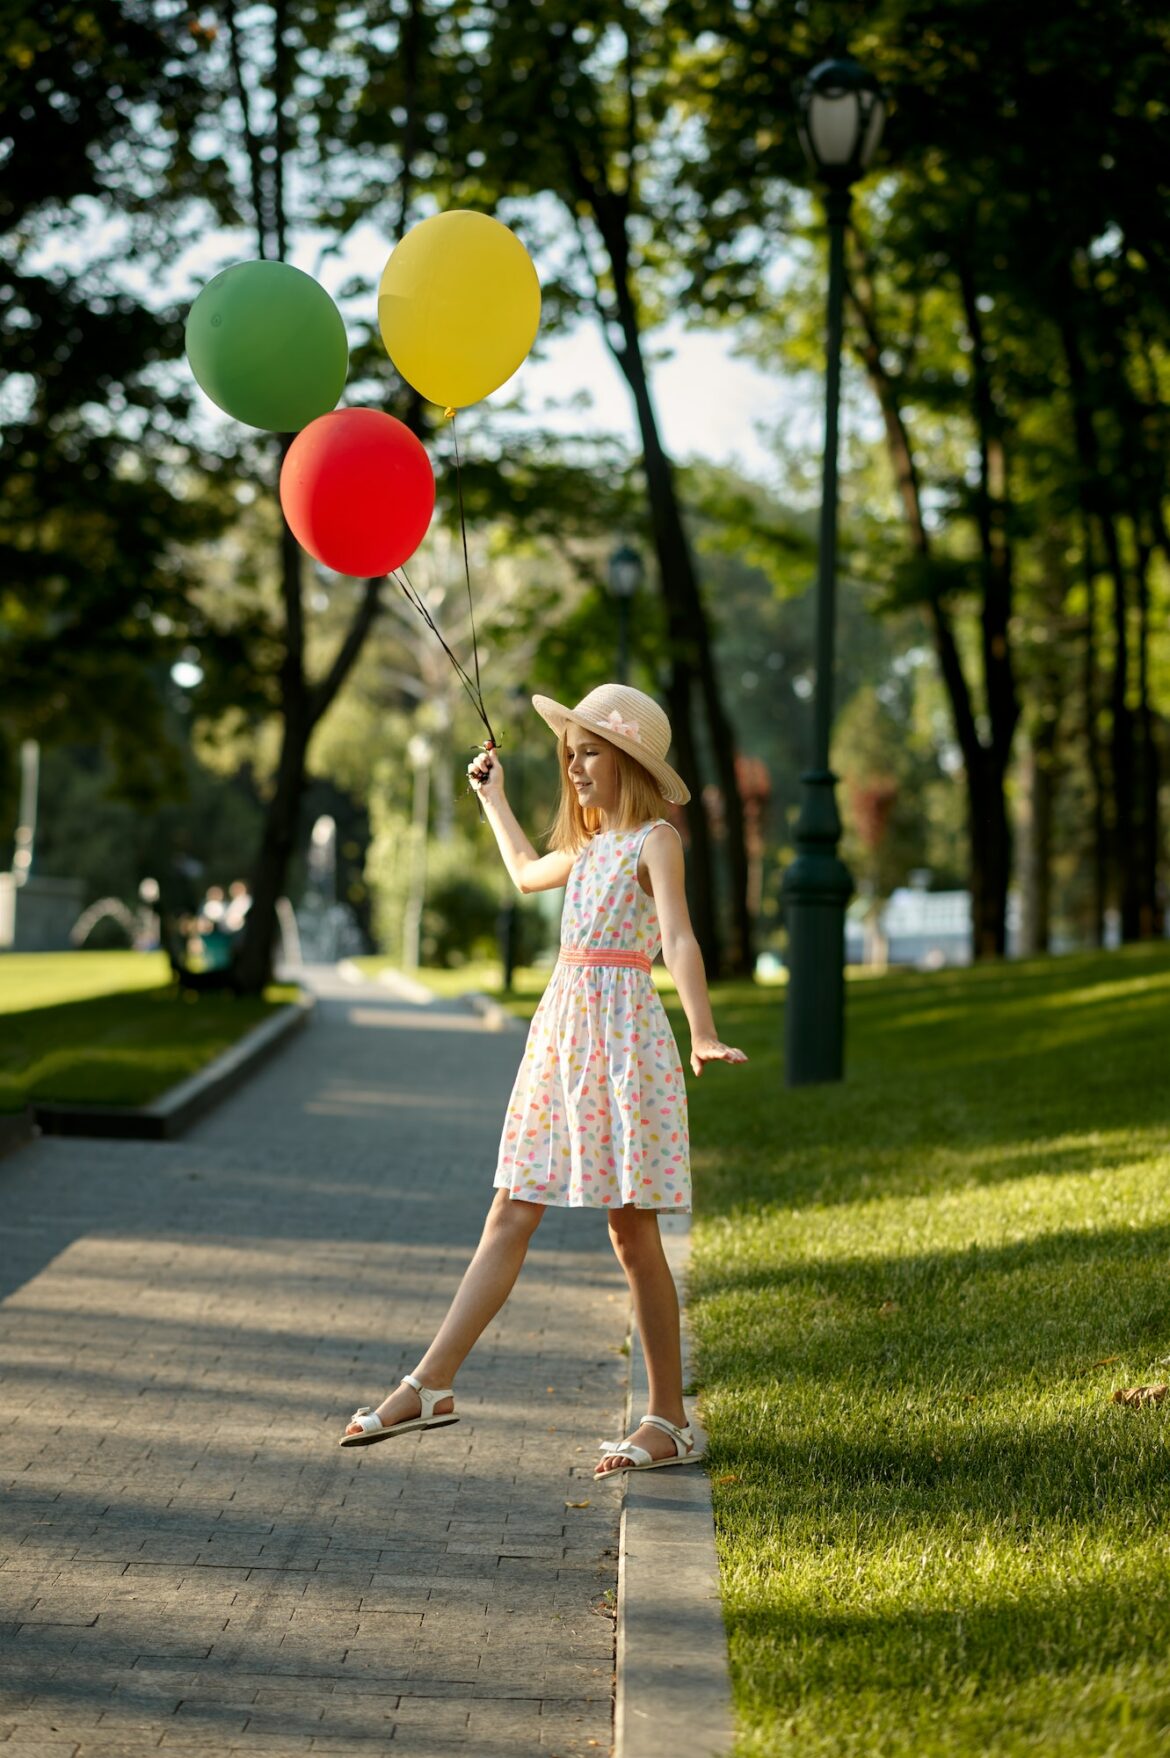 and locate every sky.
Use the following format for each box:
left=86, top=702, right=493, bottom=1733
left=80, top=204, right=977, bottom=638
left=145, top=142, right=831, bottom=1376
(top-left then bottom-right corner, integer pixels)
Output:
left=518, top=319, right=803, bottom=485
